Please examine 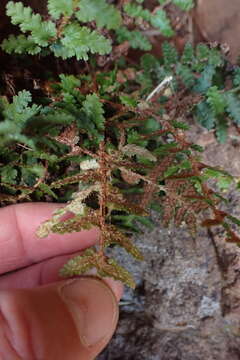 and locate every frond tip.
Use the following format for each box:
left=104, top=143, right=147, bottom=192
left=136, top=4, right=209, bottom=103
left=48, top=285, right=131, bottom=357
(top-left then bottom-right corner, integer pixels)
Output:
left=60, top=248, right=136, bottom=289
